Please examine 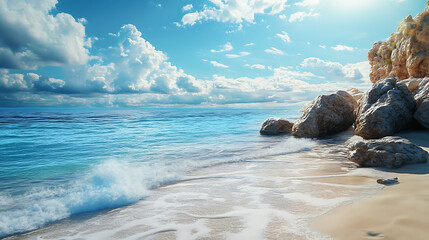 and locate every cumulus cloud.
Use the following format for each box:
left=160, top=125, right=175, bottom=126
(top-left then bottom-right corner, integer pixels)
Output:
left=210, top=42, right=233, bottom=53
left=1, top=58, right=372, bottom=107
left=0, top=16, right=371, bottom=107
left=180, top=0, right=288, bottom=26
left=265, top=47, right=284, bottom=55
left=244, top=43, right=255, bottom=46
left=301, top=57, right=370, bottom=83
left=331, top=45, right=354, bottom=51
left=0, top=0, right=89, bottom=69
left=0, top=70, right=65, bottom=93
left=277, top=31, right=291, bottom=43
left=210, top=61, right=229, bottom=68
left=83, top=24, right=204, bottom=94
left=1, top=24, right=204, bottom=97
left=289, top=10, right=319, bottom=22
